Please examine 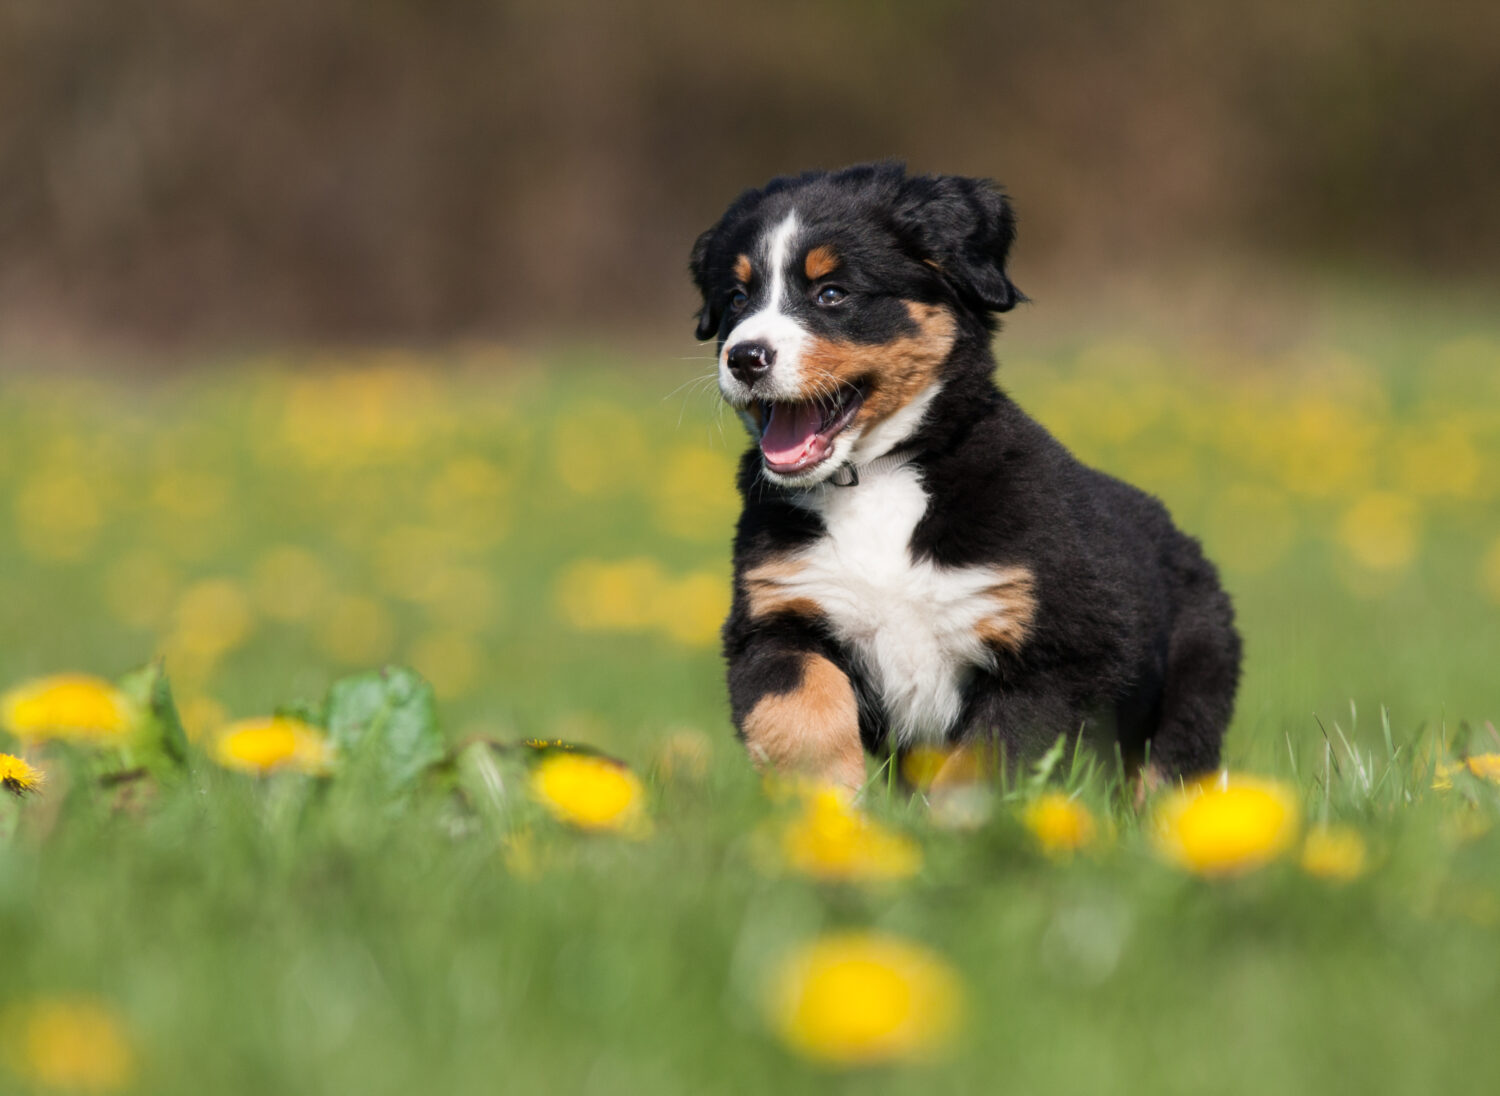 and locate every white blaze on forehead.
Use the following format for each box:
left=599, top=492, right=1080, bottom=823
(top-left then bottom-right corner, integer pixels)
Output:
left=719, top=211, right=809, bottom=405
